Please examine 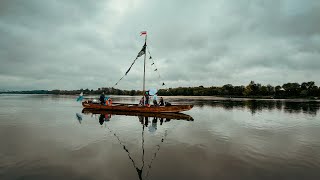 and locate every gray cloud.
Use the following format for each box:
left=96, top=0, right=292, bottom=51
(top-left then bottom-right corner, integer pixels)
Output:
left=1, top=0, right=320, bottom=90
